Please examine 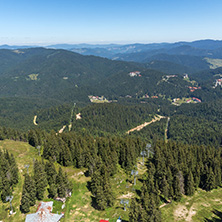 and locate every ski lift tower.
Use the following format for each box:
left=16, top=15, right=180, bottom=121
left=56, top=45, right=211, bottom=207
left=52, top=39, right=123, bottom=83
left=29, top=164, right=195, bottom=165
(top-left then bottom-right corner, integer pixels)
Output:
left=24, top=164, right=30, bottom=174
left=36, top=145, right=41, bottom=156
left=120, top=199, right=129, bottom=211
left=131, top=169, right=138, bottom=186
left=146, top=143, right=154, bottom=158
left=6, top=196, right=14, bottom=215
left=140, top=150, right=147, bottom=165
